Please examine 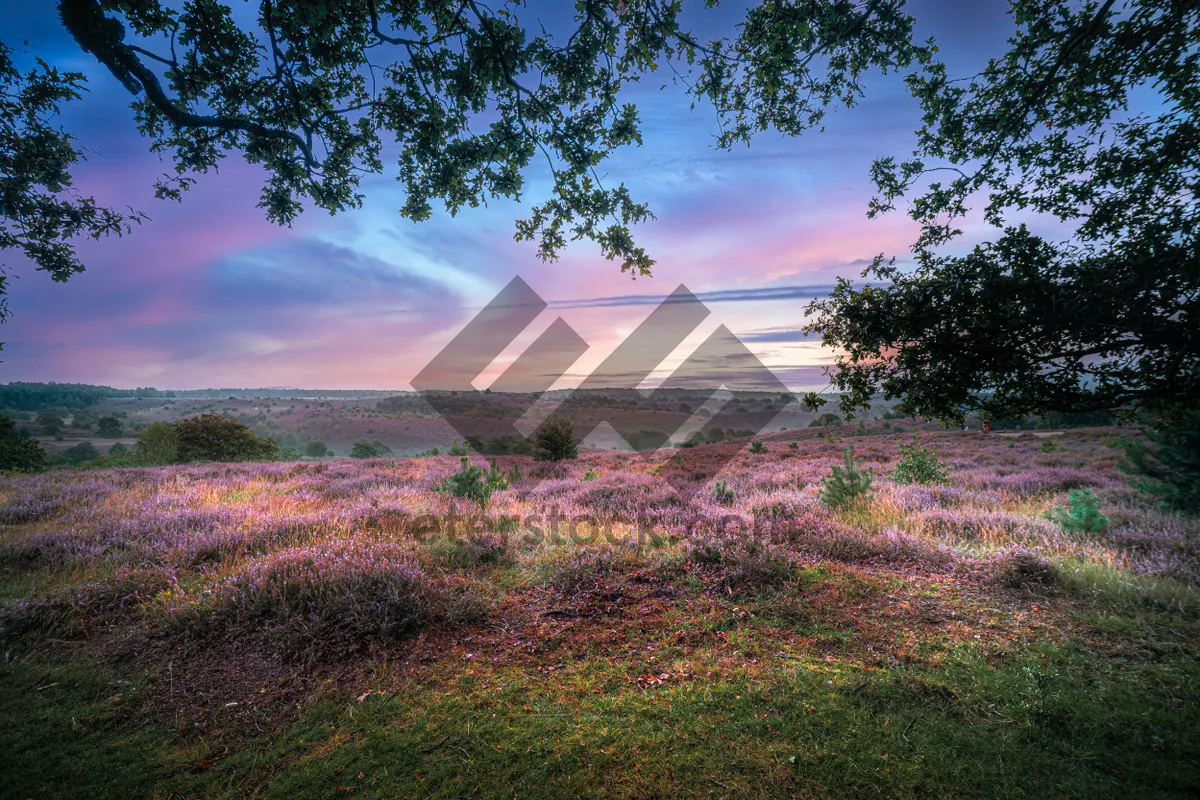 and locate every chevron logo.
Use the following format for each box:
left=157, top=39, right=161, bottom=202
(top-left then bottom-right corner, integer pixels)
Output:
left=412, top=276, right=788, bottom=483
